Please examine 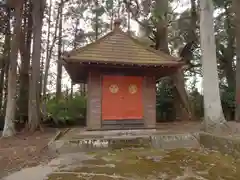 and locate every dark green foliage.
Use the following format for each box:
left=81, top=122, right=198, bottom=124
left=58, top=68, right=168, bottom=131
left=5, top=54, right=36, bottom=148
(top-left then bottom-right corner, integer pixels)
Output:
left=105, top=0, right=113, bottom=11
left=189, top=89, right=204, bottom=118
left=156, top=79, right=175, bottom=122
left=156, top=79, right=204, bottom=122
left=213, top=0, right=230, bottom=8
left=220, top=85, right=235, bottom=120
left=46, top=94, right=86, bottom=125
left=156, top=81, right=235, bottom=121
left=221, top=85, right=235, bottom=108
